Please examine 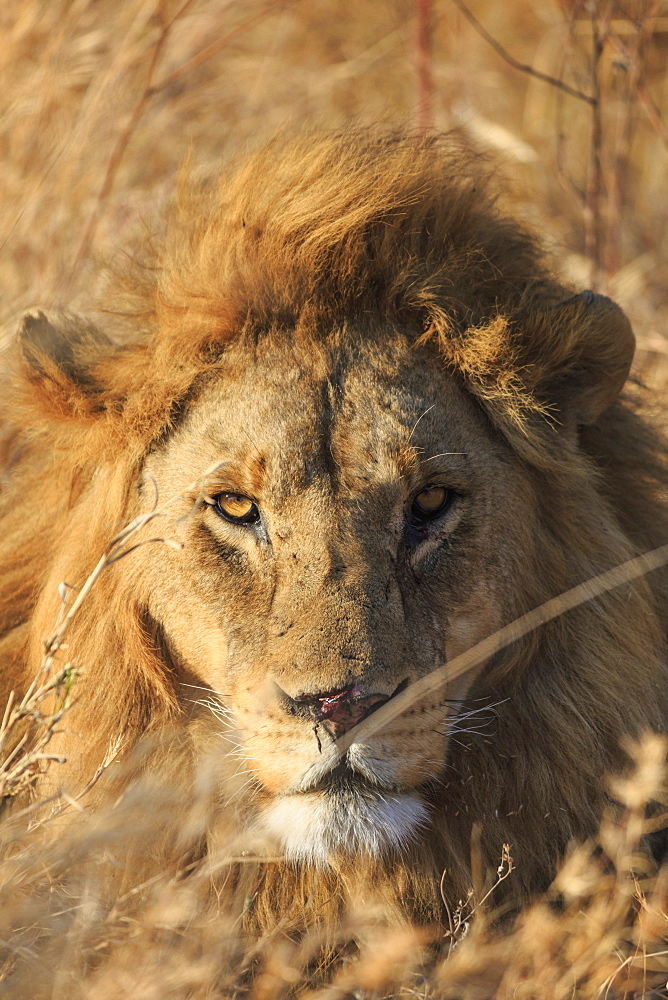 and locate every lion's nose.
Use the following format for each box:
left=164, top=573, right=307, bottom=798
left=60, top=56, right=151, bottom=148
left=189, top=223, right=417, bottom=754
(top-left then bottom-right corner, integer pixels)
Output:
left=294, top=686, right=390, bottom=734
